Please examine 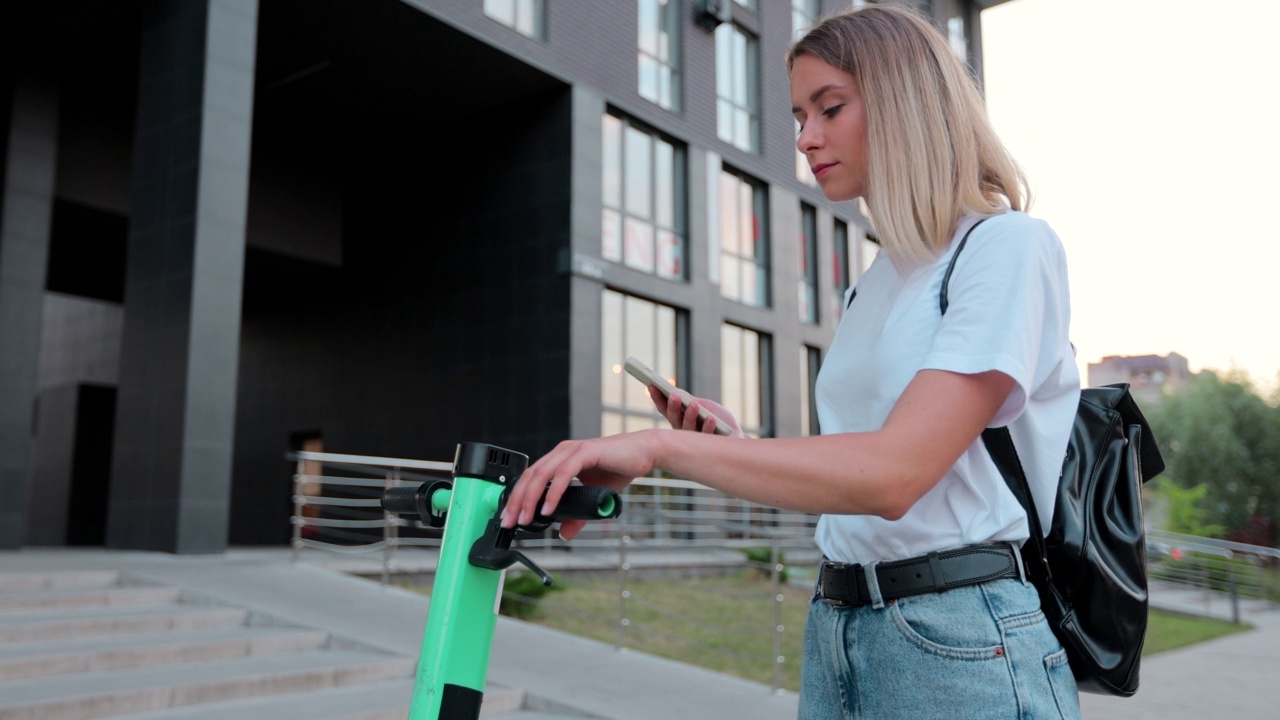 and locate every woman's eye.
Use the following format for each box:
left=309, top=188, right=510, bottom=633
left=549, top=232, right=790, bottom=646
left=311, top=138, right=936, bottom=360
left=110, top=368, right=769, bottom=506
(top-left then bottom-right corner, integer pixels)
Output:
left=822, top=104, right=844, bottom=118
